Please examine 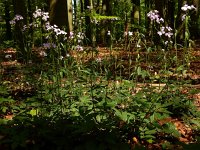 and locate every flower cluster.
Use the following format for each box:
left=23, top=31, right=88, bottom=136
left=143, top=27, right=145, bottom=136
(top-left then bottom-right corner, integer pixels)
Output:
left=157, top=26, right=173, bottom=38
left=69, top=31, right=74, bottom=39
left=45, top=22, right=67, bottom=36
left=181, top=4, right=196, bottom=12
left=43, top=43, right=56, bottom=49
left=9, top=14, right=23, bottom=25
left=157, top=26, right=173, bottom=46
left=147, top=10, right=164, bottom=24
left=77, top=32, right=84, bottom=42
left=76, top=32, right=85, bottom=51
left=33, top=9, right=49, bottom=21
left=181, top=4, right=196, bottom=21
